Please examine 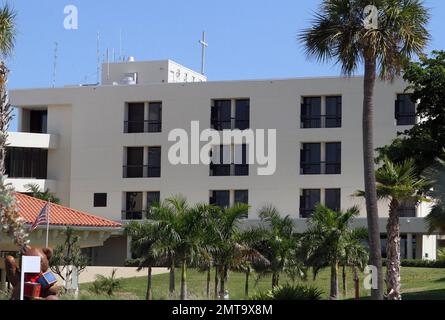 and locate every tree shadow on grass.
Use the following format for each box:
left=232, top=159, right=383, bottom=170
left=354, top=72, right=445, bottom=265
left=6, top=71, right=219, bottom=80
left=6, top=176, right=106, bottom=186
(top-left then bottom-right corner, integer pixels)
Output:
left=403, top=289, right=445, bottom=300
left=434, top=277, right=445, bottom=283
